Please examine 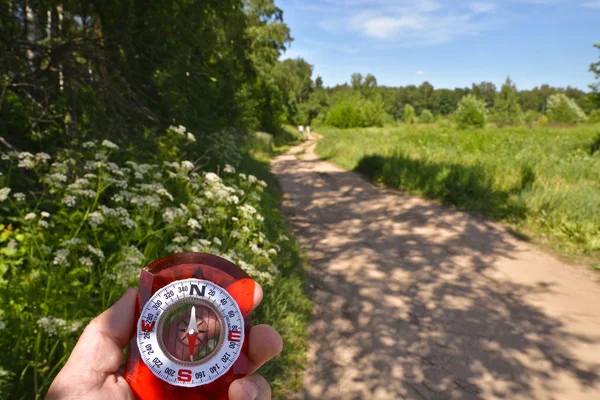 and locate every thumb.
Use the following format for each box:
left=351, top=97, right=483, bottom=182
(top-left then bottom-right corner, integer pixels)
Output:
left=229, top=374, right=271, bottom=400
